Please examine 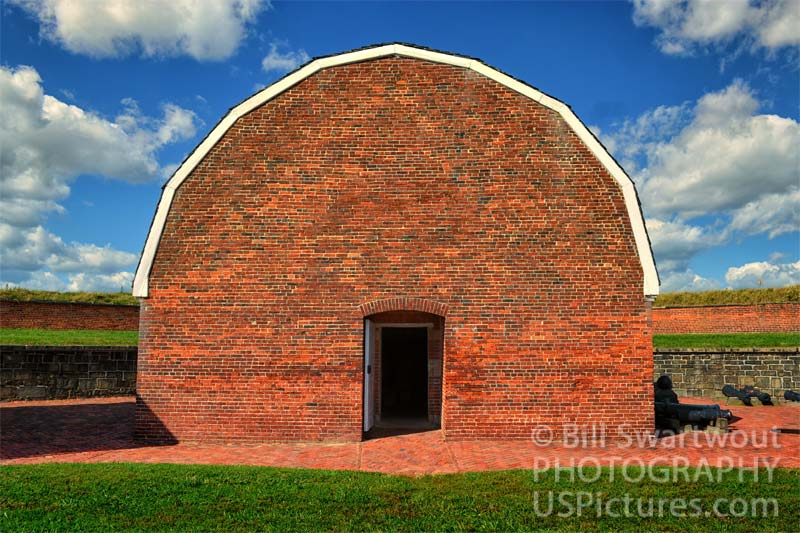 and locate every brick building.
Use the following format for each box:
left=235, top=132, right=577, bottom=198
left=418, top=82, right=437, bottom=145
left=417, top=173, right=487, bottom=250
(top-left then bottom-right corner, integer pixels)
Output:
left=133, top=44, right=659, bottom=443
